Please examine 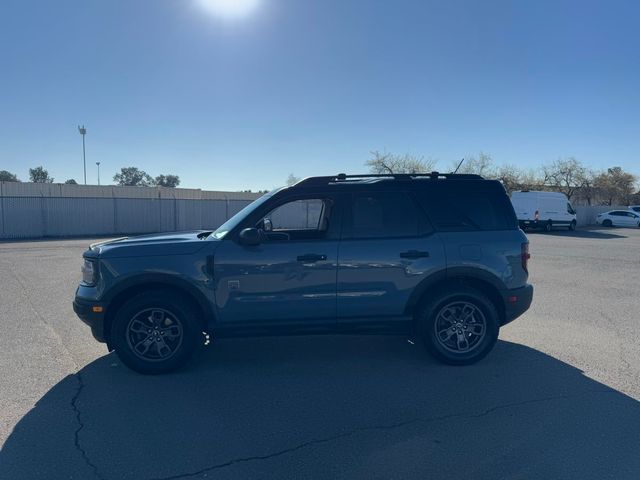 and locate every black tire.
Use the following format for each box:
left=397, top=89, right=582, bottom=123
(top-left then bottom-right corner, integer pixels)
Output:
left=569, top=221, right=576, bottom=231
left=417, top=287, right=499, bottom=365
left=603, top=219, right=612, bottom=227
left=544, top=221, right=552, bottom=232
left=111, top=290, right=201, bottom=374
